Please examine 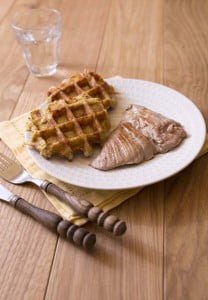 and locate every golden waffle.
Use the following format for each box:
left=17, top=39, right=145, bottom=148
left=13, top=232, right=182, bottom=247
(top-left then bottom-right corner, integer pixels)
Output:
left=28, top=96, right=111, bottom=160
left=47, top=70, right=116, bottom=110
